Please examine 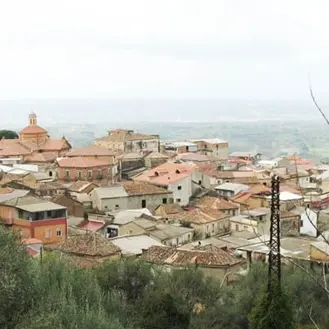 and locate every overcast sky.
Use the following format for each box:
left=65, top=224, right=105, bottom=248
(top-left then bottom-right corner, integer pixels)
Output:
left=1, top=0, right=329, bottom=100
